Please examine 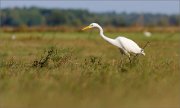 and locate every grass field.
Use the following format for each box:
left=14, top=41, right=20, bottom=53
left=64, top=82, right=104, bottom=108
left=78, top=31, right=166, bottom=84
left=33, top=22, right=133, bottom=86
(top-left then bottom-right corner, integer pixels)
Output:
left=0, top=31, right=180, bottom=108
